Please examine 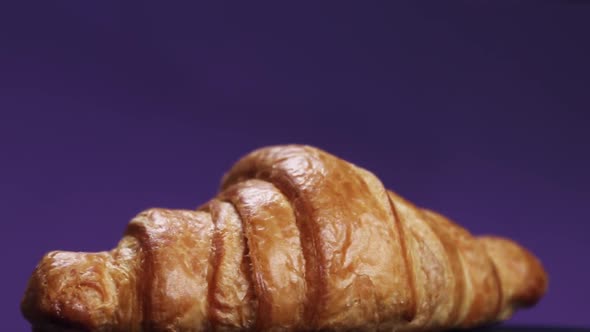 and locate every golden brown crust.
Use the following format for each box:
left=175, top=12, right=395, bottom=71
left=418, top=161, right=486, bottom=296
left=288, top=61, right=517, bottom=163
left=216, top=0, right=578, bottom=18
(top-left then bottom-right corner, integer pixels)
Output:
left=129, top=209, right=214, bottom=331
left=21, top=144, right=548, bottom=332
left=387, top=191, right=456, bottom=331
left=221, top=146, right=414, bottom=330
left=221, top=179, right=306, bottom=330
left=422, top=210, right=502, bottom=328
